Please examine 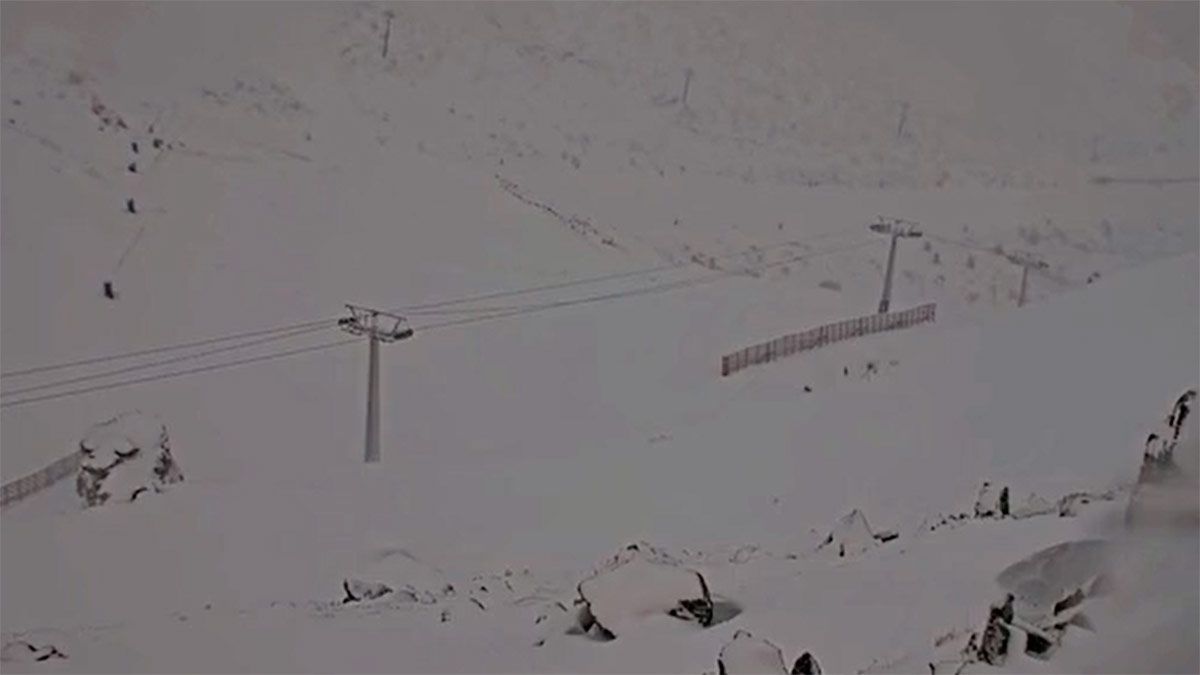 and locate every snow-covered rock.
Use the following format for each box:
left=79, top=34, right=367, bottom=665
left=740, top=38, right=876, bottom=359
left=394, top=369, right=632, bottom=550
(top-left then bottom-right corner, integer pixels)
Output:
left=0, top=629, right=72, bottom=664
left=1126, top=388, right=1199, bottom=529
left=574, top=542, right=713, bottom=639
left=996, top=539, right=1109, bottom=622
left=716, top=631, right=823, bottom=675
left=1167, top=390, right=1196, bottom=444
left=990, top=539, right=1110, bottom=659
left=0, top=639, right=66, bottom=664
left=341, top=547, right=453, bottom=605
left=717, top=630, right=787, bottom=674
left=75, top=411, right=182, bottom=508
left=972, top=593, right=1015, bottom=666
left=972, top=481, right=1010, bottom=519
left=817, top=509, right=877, bottom=558
left=341, top=579, right=393, bottom=604
left=1010, top=492, right=1056, bottom=519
